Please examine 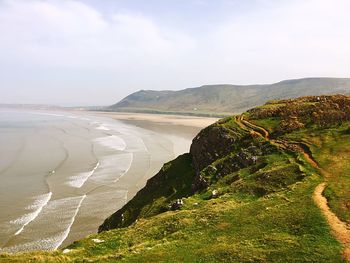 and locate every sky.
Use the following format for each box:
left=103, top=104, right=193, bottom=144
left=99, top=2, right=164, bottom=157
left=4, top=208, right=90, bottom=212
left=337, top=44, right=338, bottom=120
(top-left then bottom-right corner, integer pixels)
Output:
left=0, top=0, right=350, bottom=106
